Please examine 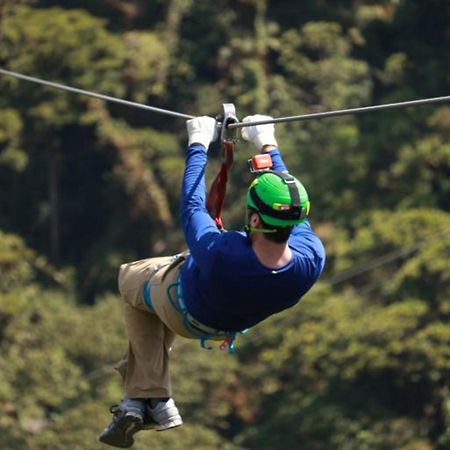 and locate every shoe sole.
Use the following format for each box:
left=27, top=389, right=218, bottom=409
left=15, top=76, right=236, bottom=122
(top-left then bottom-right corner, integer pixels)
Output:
left=155, top=416, right=183, bottom=431
left=99, top=414, right=143, bottom=448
